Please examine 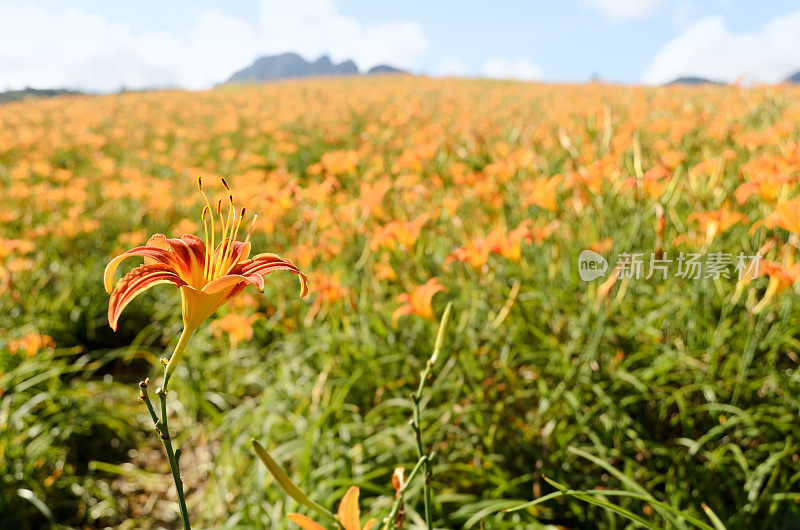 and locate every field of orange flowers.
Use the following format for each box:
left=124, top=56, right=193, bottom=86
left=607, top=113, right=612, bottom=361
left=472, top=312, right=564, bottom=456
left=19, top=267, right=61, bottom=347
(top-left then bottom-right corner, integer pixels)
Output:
left=2, top=77, right=800, bottom=528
